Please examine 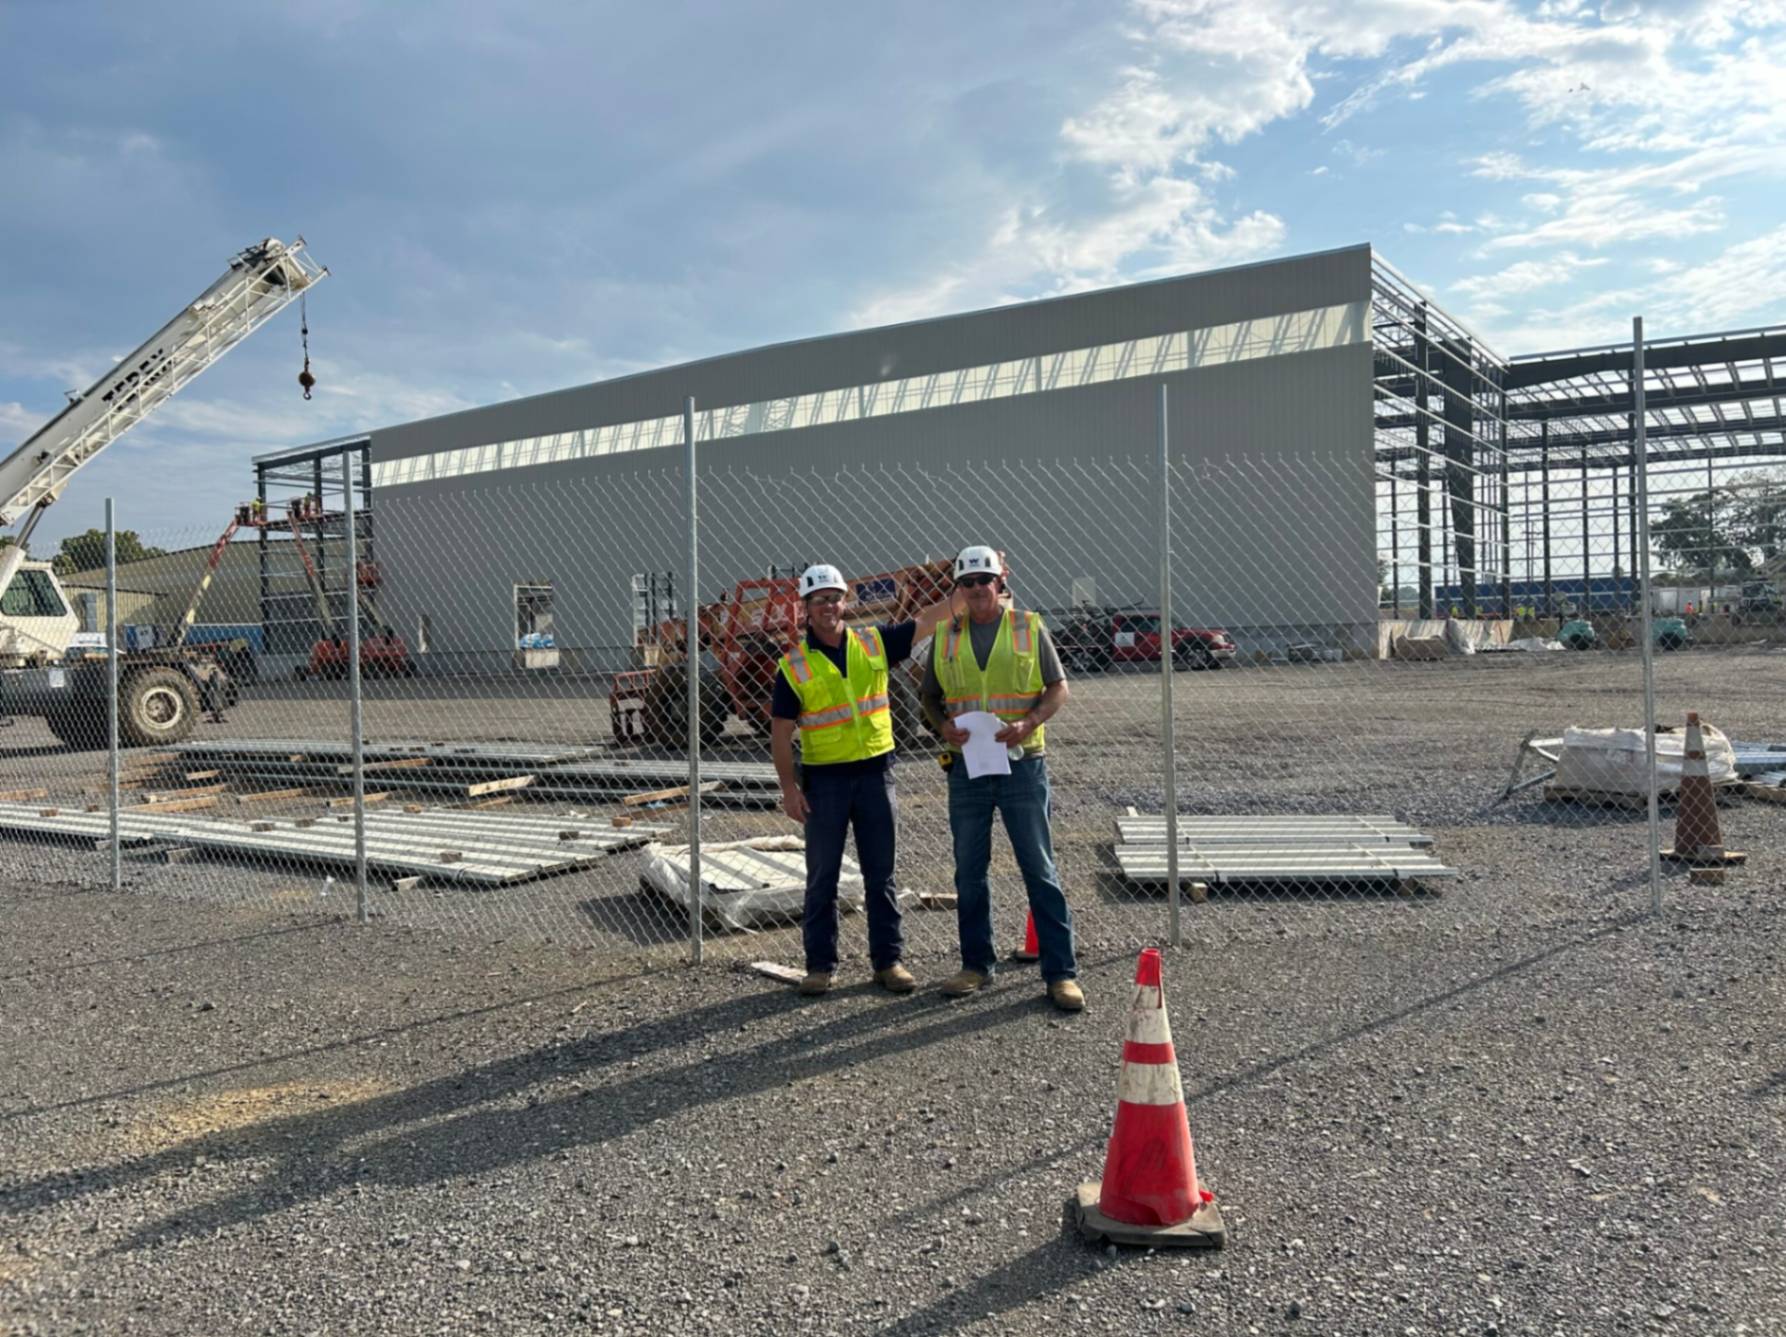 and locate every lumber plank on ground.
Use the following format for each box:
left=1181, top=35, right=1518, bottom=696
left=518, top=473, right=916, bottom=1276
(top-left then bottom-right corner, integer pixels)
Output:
left=183, top=769, right=221, bottom=782
left=144, top=783, right=228, bottom=803
left=622, top=780, right=722, bottom=807
left=0, top=787, right=49, bottom=802
left=326, top=792, right=391, bottom=809
left=462, top=795, right=516, bottom=810
left=133, top=795, right=219, bottom=814
left=337, top=757, right=433, bottom=776
left=464, top=774, right=536, bottom=798
left=239, top=787, right=317, bottom=804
